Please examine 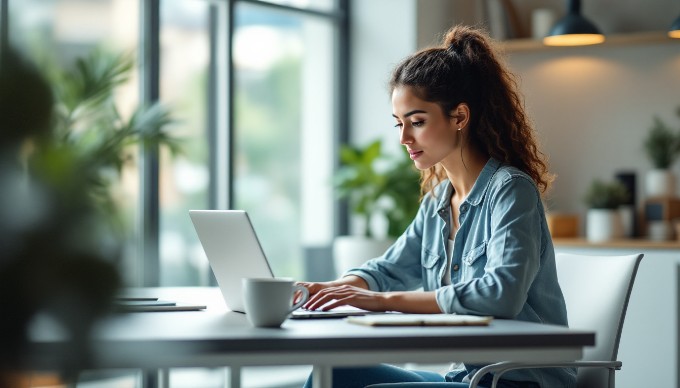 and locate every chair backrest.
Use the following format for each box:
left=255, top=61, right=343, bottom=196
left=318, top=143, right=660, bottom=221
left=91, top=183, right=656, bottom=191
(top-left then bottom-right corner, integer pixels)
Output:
left=555, top=252, right=643, bottom=388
